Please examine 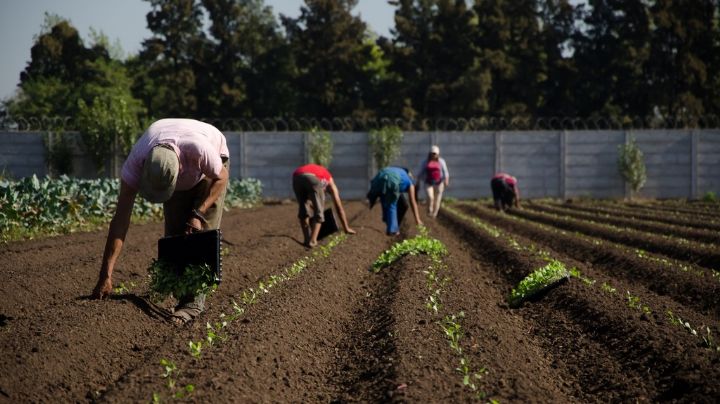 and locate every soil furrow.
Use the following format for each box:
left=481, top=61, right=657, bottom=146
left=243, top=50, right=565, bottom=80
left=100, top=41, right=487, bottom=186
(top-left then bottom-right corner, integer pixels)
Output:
left=419, top=217, right=577, bottom=402
left=553, top=201, right=720, bottom=232
left=437, top=208, right=720, bottom=402
left=456, top=203, right=720, bottom=320
left=507, top=204, right=720, bottom=270
left=526, top=202, right=720, bottom=245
